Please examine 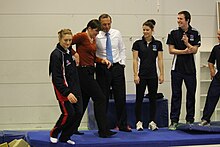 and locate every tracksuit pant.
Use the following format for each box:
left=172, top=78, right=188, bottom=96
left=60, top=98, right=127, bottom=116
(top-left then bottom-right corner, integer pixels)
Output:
left=202, top=76, right=220, bottom=122
left=170, top=70, right=196, bottom=123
